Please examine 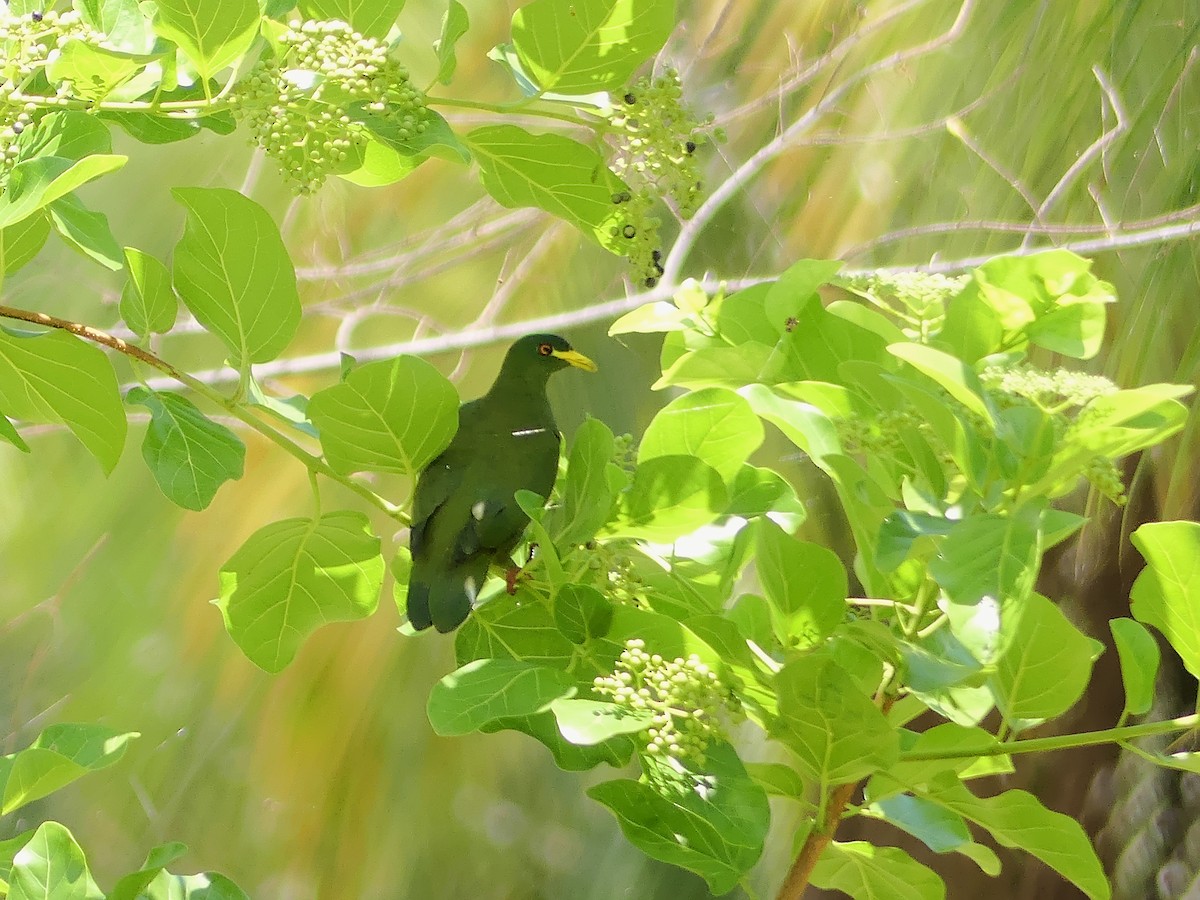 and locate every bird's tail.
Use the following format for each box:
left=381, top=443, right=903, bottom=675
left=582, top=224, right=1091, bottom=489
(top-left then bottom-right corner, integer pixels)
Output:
left=407, top=560, right=481, bottom=633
